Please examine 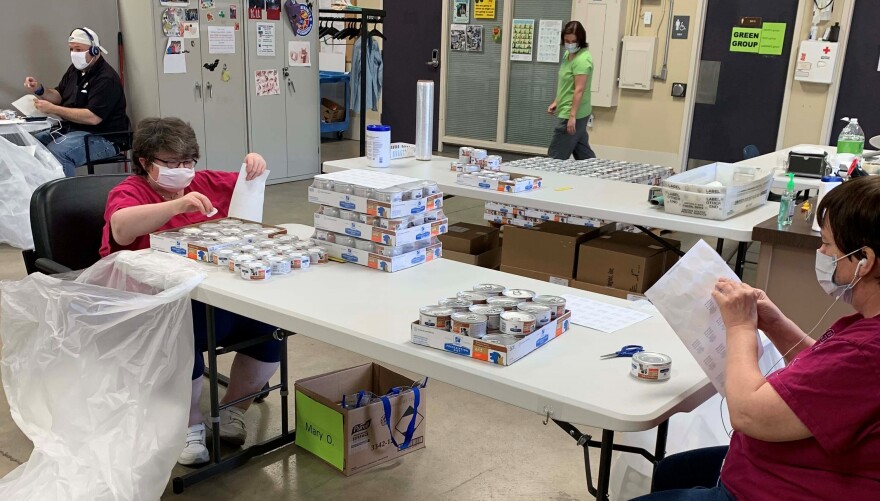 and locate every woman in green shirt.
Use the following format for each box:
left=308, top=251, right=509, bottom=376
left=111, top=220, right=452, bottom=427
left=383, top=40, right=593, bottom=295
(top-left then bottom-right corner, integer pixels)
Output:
left=547, top=21, right=595, bottom=160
